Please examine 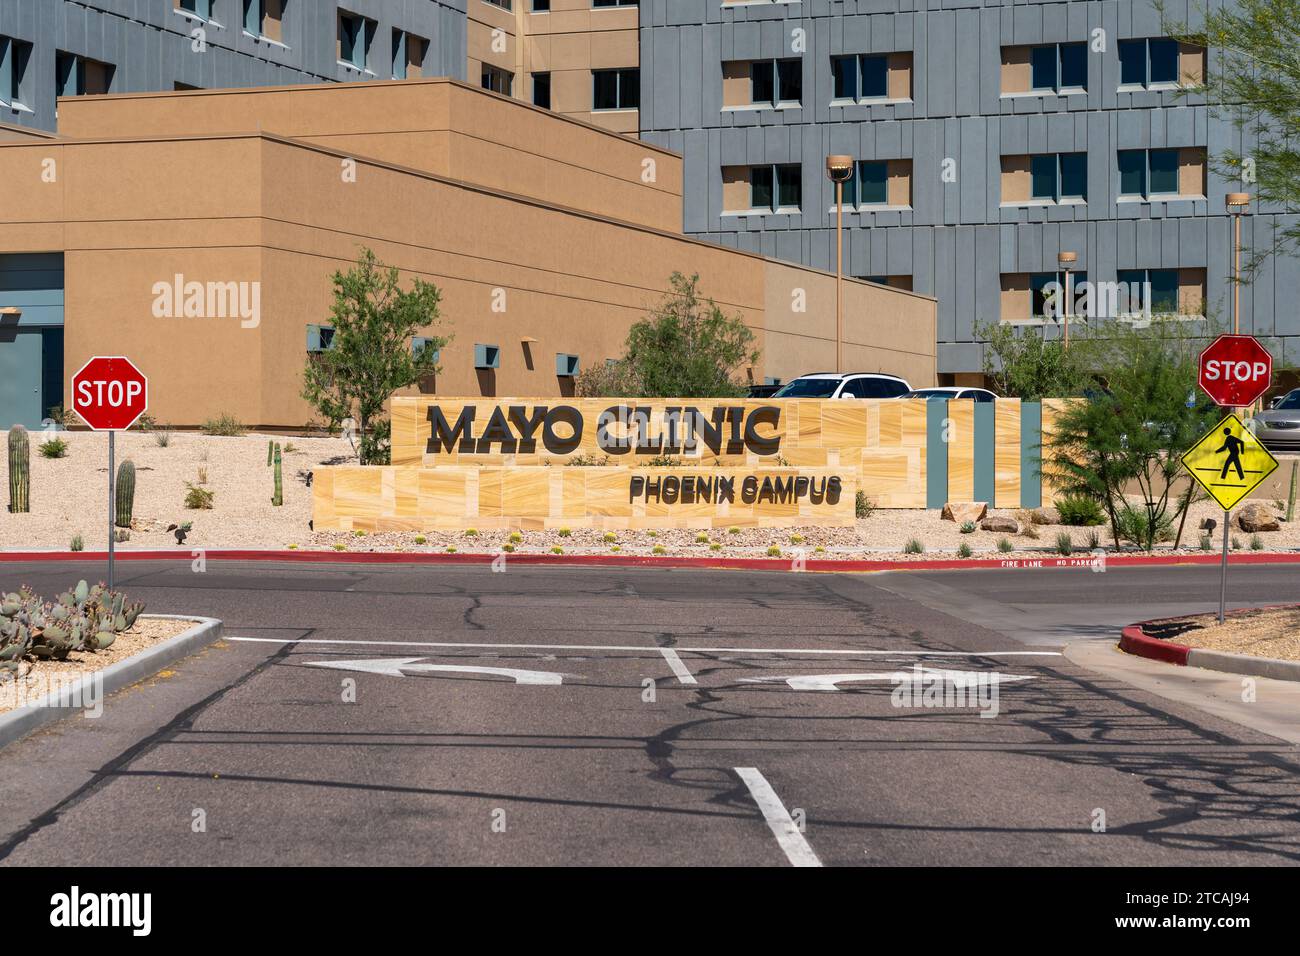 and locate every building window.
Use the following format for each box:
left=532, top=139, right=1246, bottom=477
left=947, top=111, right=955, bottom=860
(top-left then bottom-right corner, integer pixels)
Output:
left=860, top=275, right=914, bottom=291
left=1119, top=38, right=1183, bottom=88
left=482, top=0, right=513, bottom=10
left=593, top=68, right=639, bottom=110
left=244, top=1, right=285, bottom=42
left=338, top=10, right=372, bottom=70
left=482, top=64, right=513, bottom=96
left=838, top=160, right=911, bottom=208
left=532, top=72, right=551, bottom=109
left=750, top=59, right=801, bottom=107
left=1, top=36, right=33, bottom=109
left=1005, top=153, right=1087, bottom=203
left=392, top=30, right=426, bottom=80
left=306, top=325, right=335, bottom=352
left=1030, top=272, right=1088, bottom=318
left=532, top=0, right=550, bottom=9
left=55, top=52, right=114, bottom=97
left=831, top=53, right=911, bottom=102
left=1002, top=43, right=1086, bottom=94
left=593, top=0, right=637, bottom=6
left=177, top=0, right=214, bottom=19
left=749, top=164, right=802, bottom=212
left=1113, top=268, right=1209, bottom=316
left=1118, top=147, right=1204, bottom=199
